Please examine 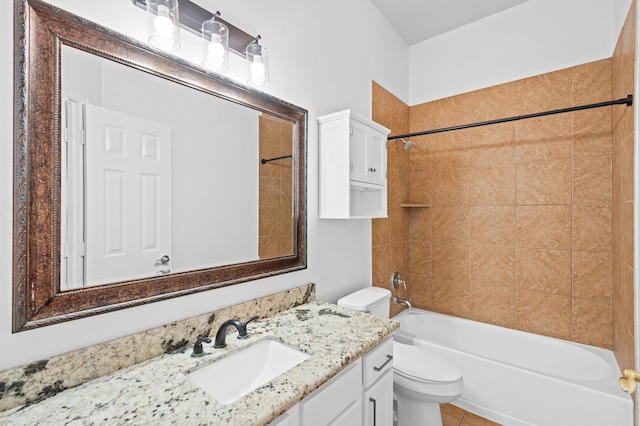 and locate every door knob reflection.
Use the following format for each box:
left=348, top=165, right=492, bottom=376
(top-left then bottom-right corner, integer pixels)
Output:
left=619, top=369, right=640, bottom=393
